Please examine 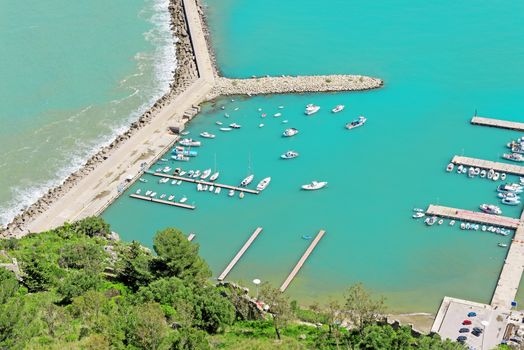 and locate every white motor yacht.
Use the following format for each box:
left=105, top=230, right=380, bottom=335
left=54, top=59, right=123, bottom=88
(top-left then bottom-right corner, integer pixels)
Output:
left=256, top=177, right=271, bottom=191
left=304, top=104, right=320, bottom=115
left=200, top=131, right=216, bottom=138
left=301, top=181, right=328, bottom=190
left=479, top=204, right=502, bottom=215
left=179, top=138, right=201, bottom=147
left=281, top=150, right=299, bottom=159
left=345, top=116, right=367, bottom=130
left=209, top=172, right=220, bottom=181
left=240, top=174, right=254, bottom=187
left=283, top=128, right=299, bottom=137
left=180, top=196, right=188, bottom=203
left=229, top=123, right=241, bottom=129
left=332, top=105, right=345, bottom=113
